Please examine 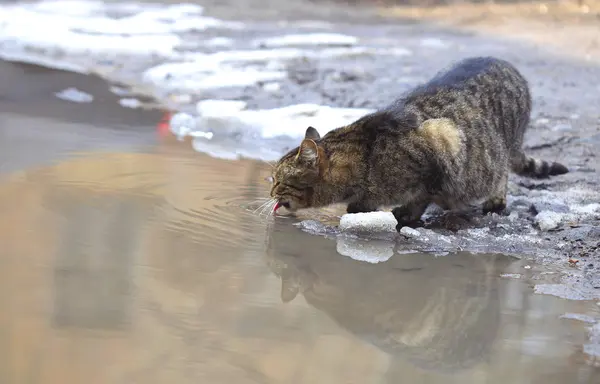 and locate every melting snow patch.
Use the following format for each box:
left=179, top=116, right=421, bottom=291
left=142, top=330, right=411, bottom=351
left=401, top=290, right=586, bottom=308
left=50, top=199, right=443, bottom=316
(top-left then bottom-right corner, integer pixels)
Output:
left=54, top=87, right=93, bottom=103
left=204, top=37, right=235, bottom=48
left=560, top=313, right=598, bottom=324
left=0, top=1, right=242, bottom=72
left=119, top=98, right=141, bottom=109
left=420, top=38, right=448, bottom=48
left=172, top=100, right=372, bottom=159
left=534, top=283, right=595, bottom=300
left=141, top=46, right=410, bottom=96
left=252, top=33, right=359, bottom=48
